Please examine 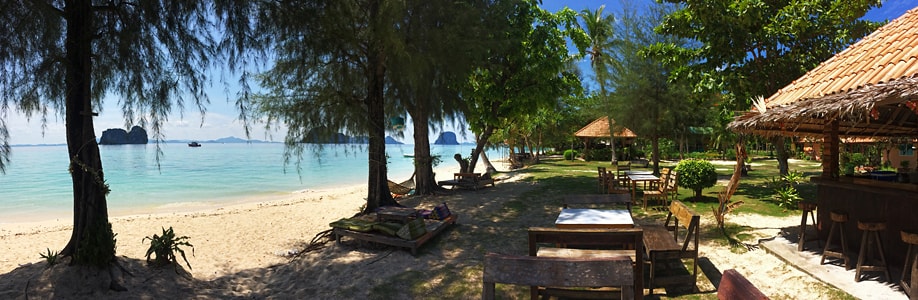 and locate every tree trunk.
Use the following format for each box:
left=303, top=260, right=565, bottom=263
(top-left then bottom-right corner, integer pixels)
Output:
left=651, top=136, right=660, bottom=176
left=773, top=136, right=790, bottom=175
left=60, top=0, right=116, bottom=267
left=364, top=0, right=395, bottom=212
left=469, top=127, right=494, bottom=174
left=480, top=150, right=497, bottom=174
left=411, top=110, right=439, bottom=195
